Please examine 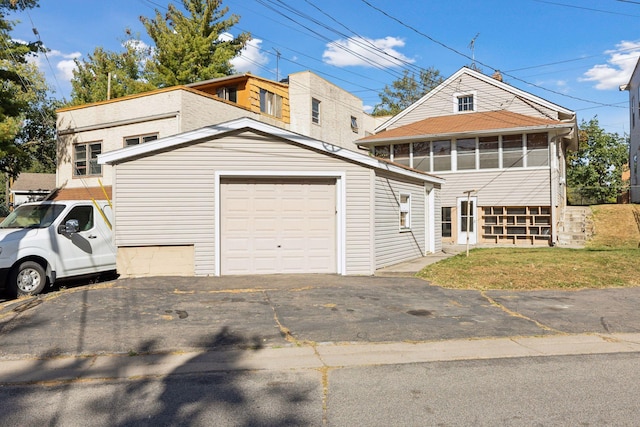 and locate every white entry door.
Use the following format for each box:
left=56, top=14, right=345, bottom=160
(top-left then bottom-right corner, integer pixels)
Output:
left=456, top=196, right=477, bottom=245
